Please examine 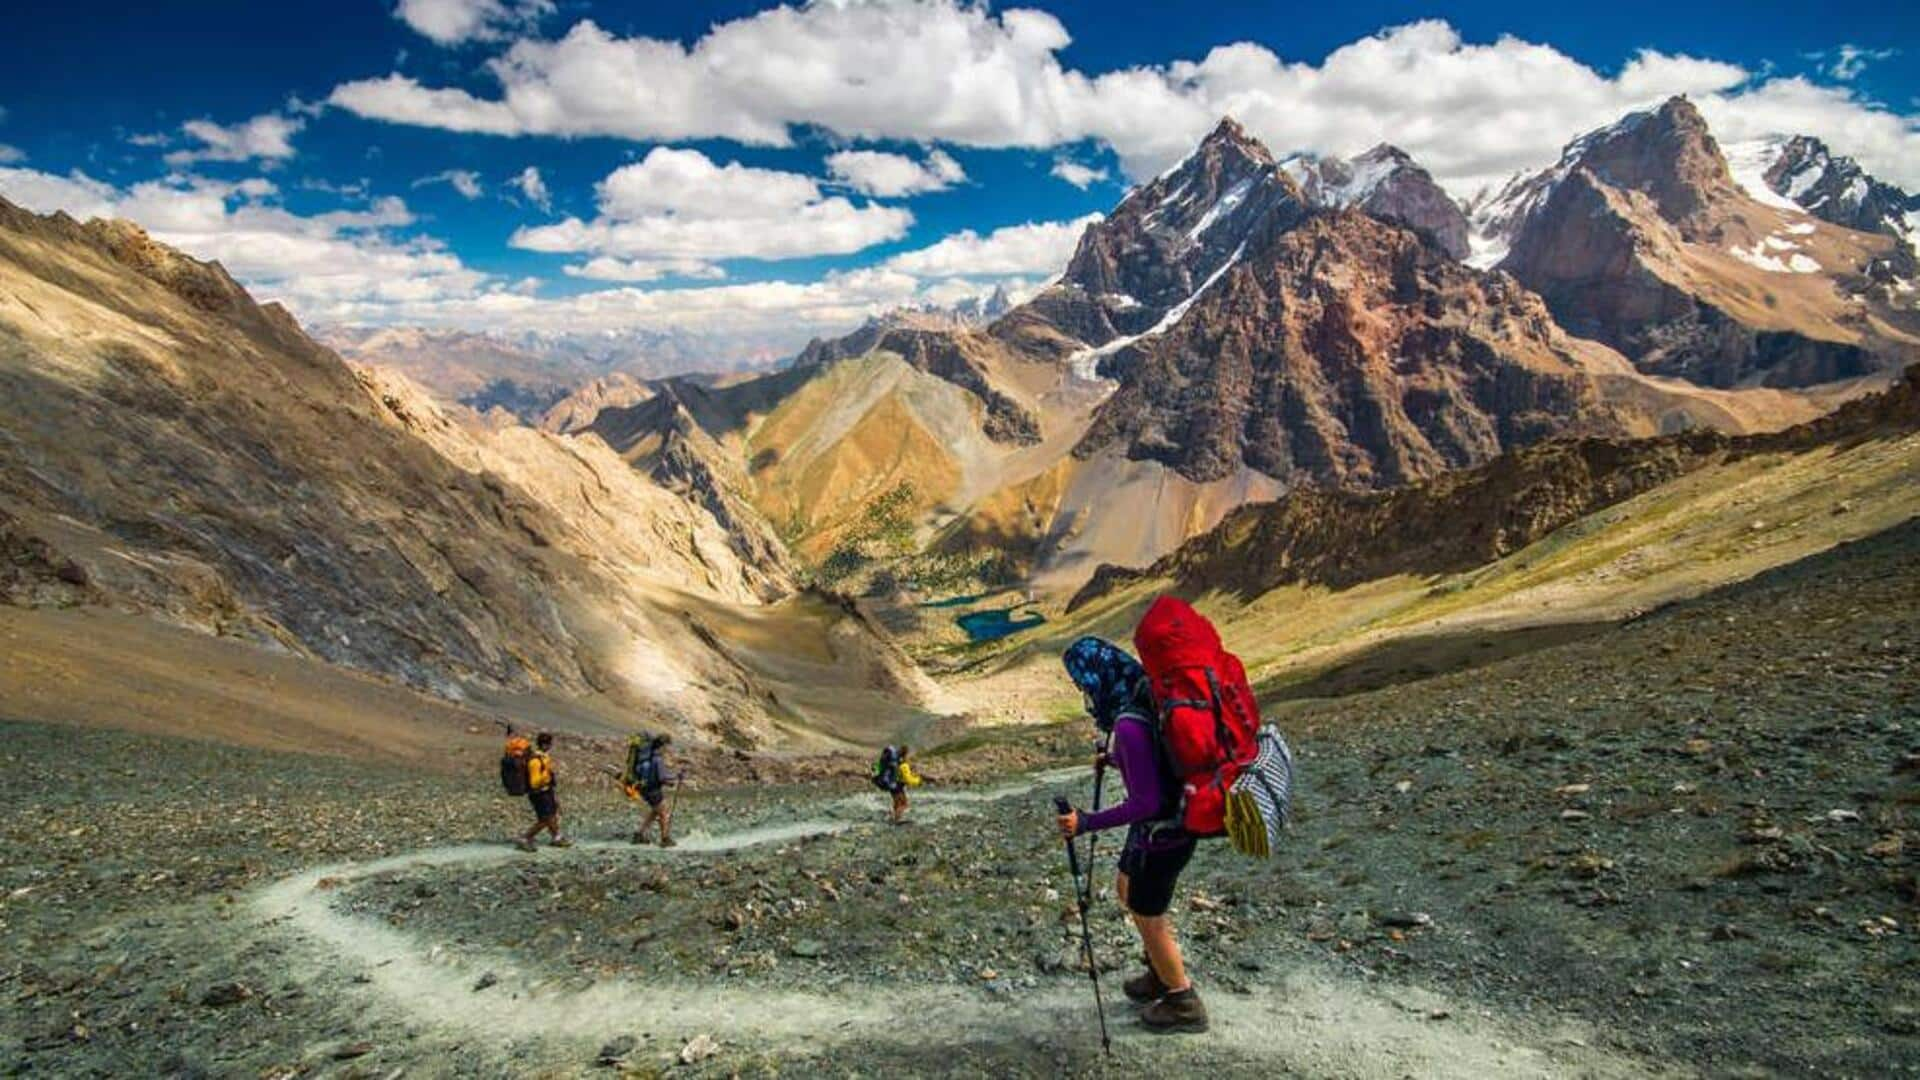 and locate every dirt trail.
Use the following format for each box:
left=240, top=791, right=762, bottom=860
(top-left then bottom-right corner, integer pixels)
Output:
left=250, top=774, right=1679, bottom=1077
